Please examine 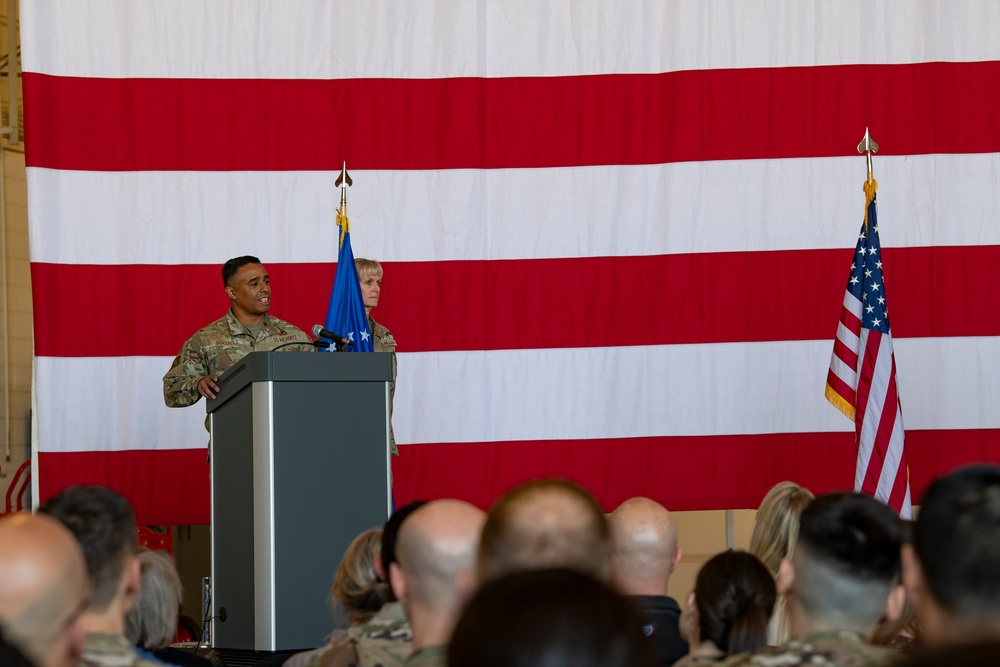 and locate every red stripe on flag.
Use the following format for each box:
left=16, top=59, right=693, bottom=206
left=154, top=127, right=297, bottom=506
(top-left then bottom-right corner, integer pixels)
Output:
left=832, top=336, right=859, bottom=372
left=825, top=370, right=856, bottom=407
left=30, top=245, right=1000, bottom=357
left=840, top=307, right=863, bottom=336
left=23, top=61, right=1000, bottom=171
left=865, top=349, right=901, bottom=491
left=37, top=429, right=1000, bottom=523
left=392, top=429, right=1000, bottom=512
left=854, top=330, right=881, bottom=460
left=37, top=449, right=210, bottom=525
